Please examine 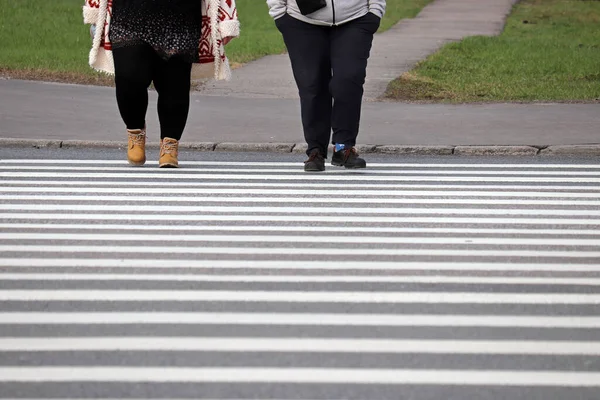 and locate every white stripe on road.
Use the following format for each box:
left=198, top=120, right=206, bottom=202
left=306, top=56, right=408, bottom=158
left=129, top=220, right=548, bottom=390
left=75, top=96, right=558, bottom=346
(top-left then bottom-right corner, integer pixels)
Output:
left=4, top=186, right=600, bottom=198
left=0, top=259, right=598, bottom=271
left=4, top=213, right=599, bottom=225
left=2, top=273, right=599, bottom=286
left=2, top=245, right=600, bottom=258
left=4, top=166, right=600, bottom=176
left=2, top=223, right=599, bottom=236
left=4, top=194, right=600, bottom=206
left=3, top=172, right=600, bottom=182
left=2, top=159, right=600, bottom=169
left=1, top=290, right=598, bottom=304
left=0, top=367, right=598, bottom=386
left=1, top=338, right=599, bottom=355
left=1, top=312, right=598, bottom=328
left=0, top=399, right=294, bottom=400
left=0, top=399, right=256, bottom=400
left=4, top=180, right=600, bottom=191
left=2, top=204, right=599, bottom=216
left=3, top=233, right=599, bottom=246
left=4, top=171, right=600, bottom=184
